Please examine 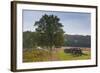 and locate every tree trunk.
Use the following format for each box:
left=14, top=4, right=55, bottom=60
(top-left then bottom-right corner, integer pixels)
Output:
left=49, top=47, right=53, bottom=61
